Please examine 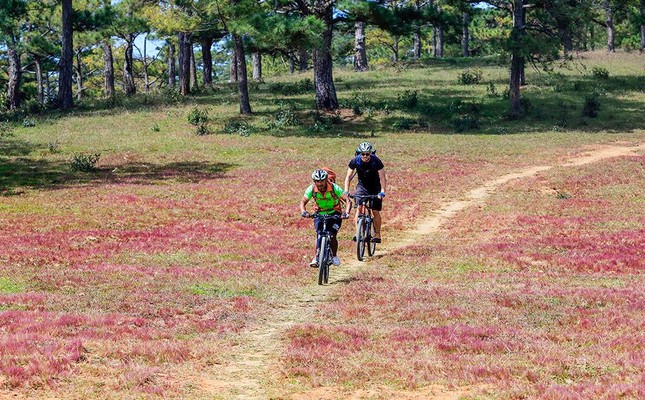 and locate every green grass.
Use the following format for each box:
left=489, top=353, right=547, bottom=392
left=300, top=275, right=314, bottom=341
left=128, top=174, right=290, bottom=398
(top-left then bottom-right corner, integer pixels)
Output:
left=0, top=276, right=26, bottom=294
